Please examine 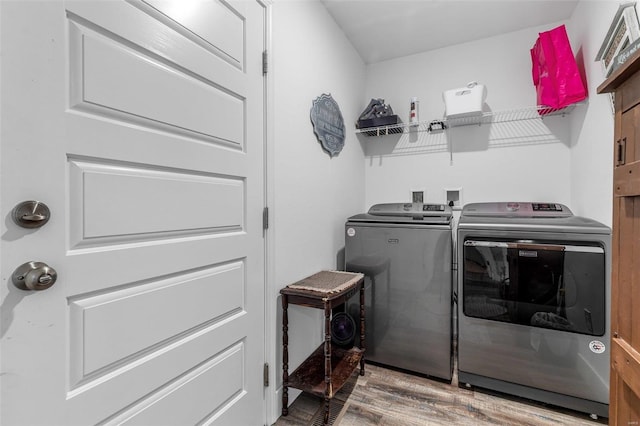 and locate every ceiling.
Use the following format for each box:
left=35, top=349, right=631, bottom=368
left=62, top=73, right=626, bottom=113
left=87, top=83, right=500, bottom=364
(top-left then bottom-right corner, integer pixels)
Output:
left=321, top=0, right=580, bottom=64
